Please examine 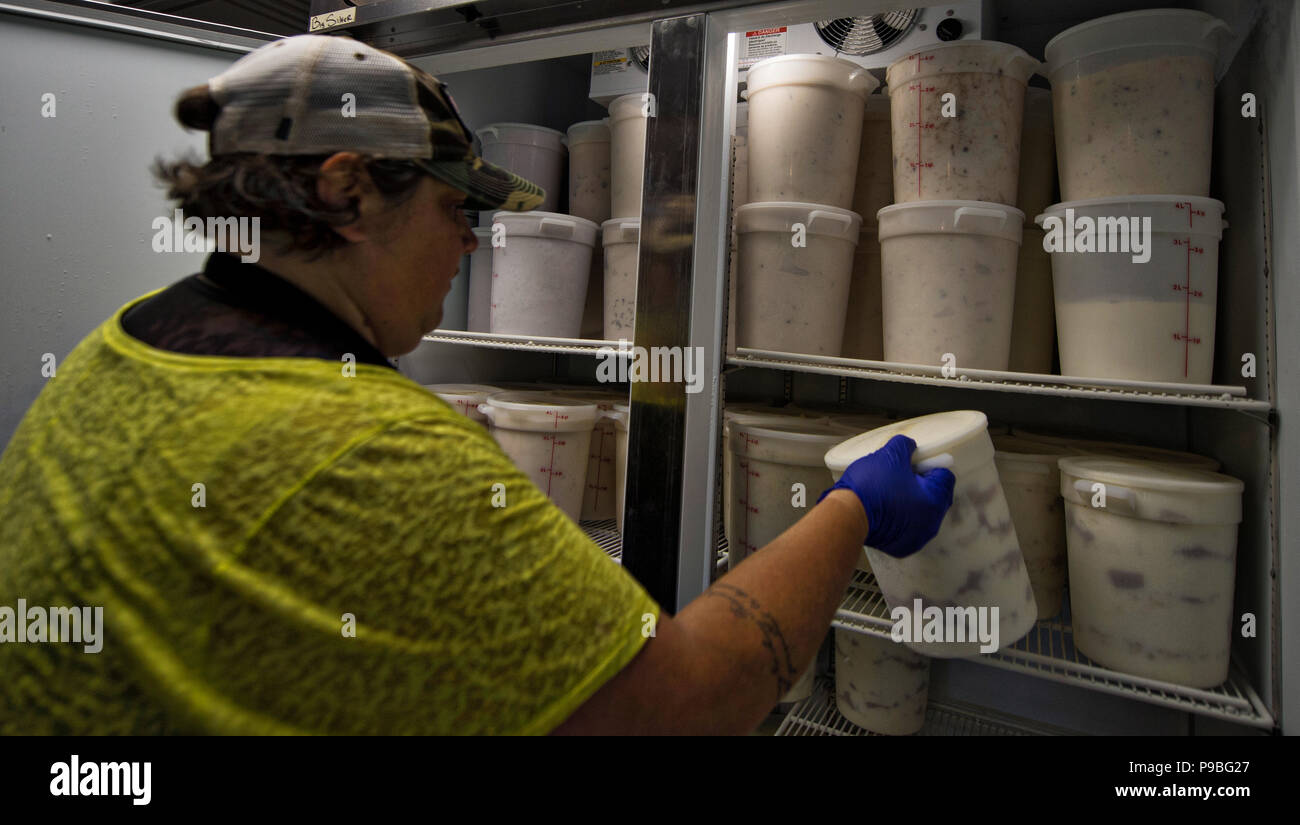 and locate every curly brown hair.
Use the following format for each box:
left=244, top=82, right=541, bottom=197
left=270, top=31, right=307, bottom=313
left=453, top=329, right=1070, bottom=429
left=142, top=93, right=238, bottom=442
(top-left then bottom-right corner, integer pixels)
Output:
left=151, top=85, right=428, bottom=259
